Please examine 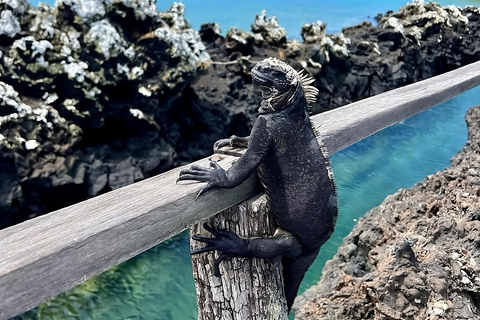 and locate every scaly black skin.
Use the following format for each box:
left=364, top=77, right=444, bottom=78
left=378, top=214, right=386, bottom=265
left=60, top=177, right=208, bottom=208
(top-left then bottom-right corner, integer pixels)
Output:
left=178, top=58, right=338, bottom=311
